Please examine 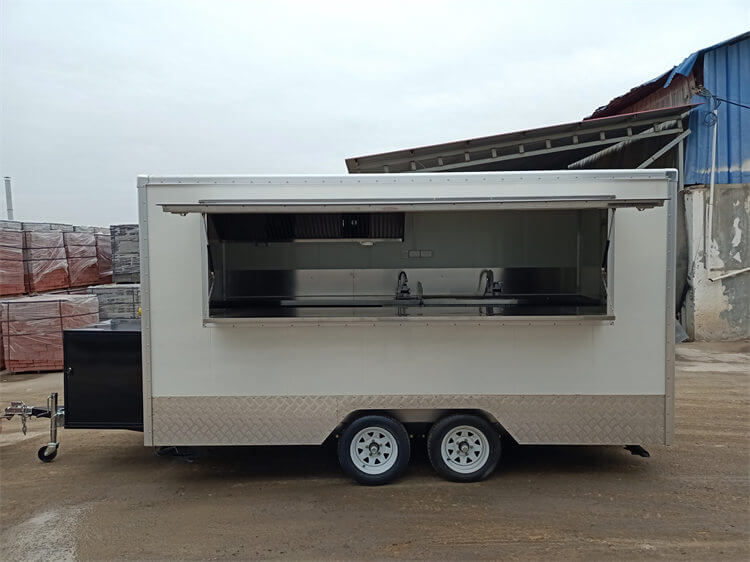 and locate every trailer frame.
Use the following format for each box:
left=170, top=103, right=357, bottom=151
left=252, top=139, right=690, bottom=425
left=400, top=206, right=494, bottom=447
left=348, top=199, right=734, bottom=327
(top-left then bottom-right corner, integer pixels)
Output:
left=137, top=170, right=677, bottom=451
